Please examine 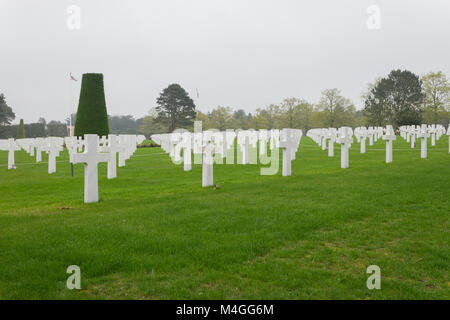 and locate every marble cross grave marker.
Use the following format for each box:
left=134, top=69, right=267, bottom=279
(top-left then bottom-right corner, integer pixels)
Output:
left=279, top=129, right=297, bottom=176
left=47, top=137, right=63, bottom=174
left=337, top=127, right=353, bottom=169
left=382, top=125, right=396, bottom=163
left=418, top=124, right=429, bottom=159
left=72, top=134, right=111, bottom=203
left=202, top=139, right=214, bottom=187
